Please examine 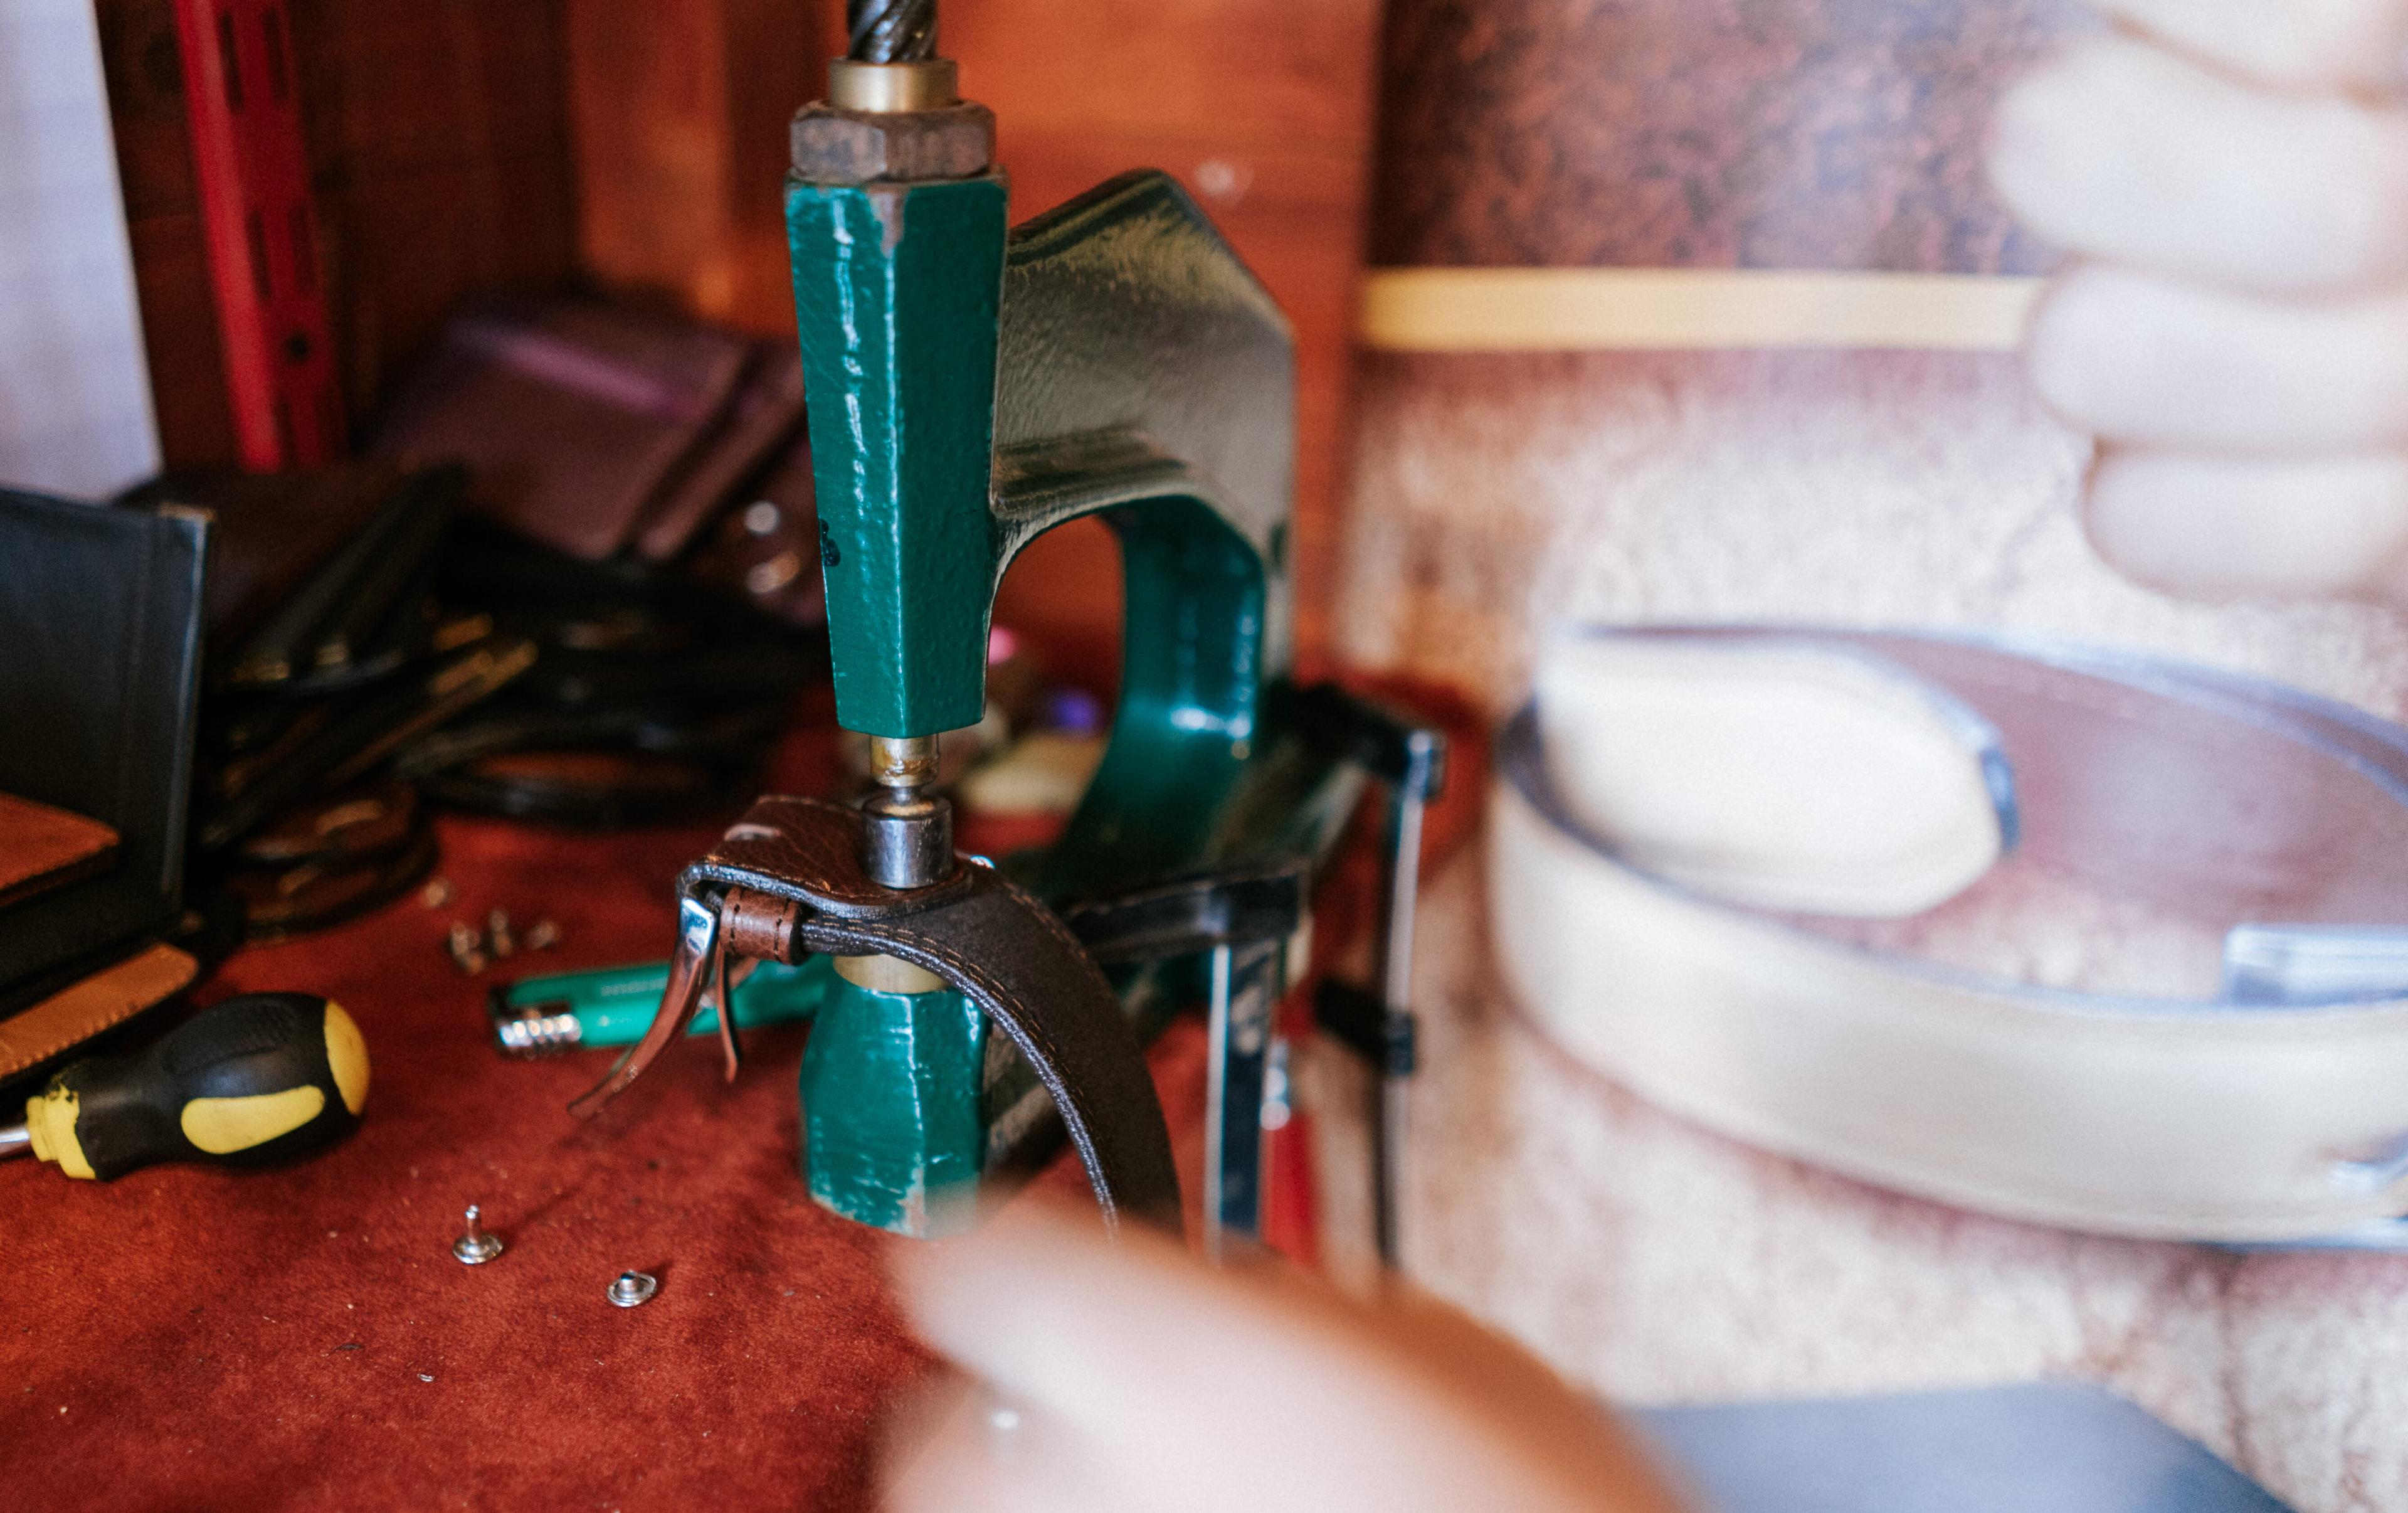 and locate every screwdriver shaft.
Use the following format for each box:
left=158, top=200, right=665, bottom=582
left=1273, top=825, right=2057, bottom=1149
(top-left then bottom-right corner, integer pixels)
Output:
left=0, top=1122, right=31, bottom=1159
